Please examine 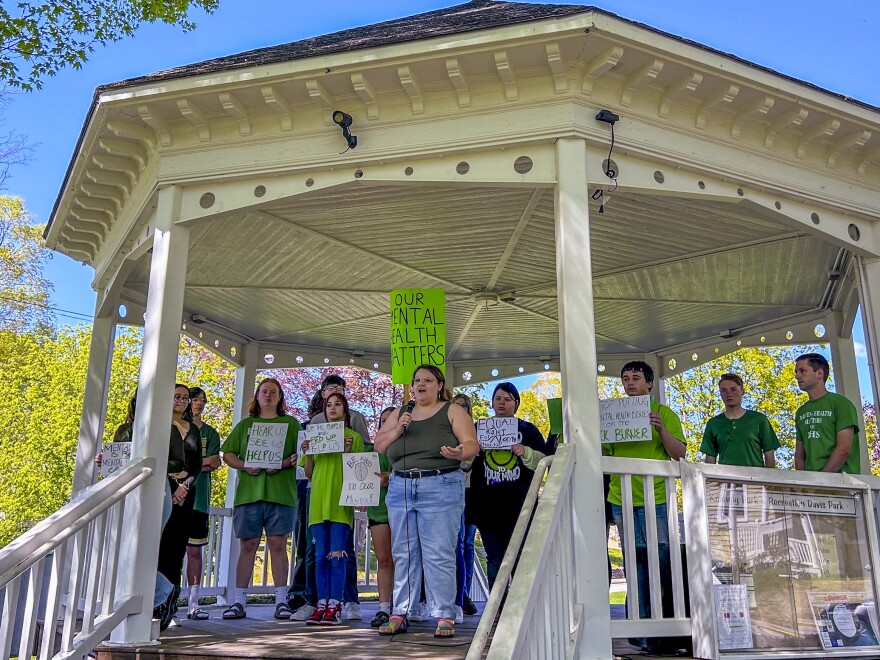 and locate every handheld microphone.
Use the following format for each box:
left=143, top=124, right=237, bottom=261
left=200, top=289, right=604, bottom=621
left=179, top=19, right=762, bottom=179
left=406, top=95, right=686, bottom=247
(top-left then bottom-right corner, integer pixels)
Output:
left=405, top=400, right=415, bottom=415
